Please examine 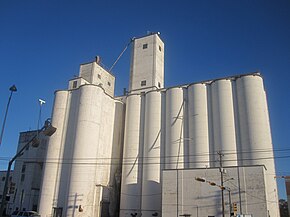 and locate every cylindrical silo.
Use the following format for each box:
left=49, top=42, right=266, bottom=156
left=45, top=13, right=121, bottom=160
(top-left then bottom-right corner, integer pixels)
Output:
left=56, top=88, right=81, bottom=212
left=66, top=85, right=104, bottom=217
left=231, top=80, right=242, bottom=166
left=38, top=90, right=68, bottom=217
left=236, top=75, right=275, bottom=166
left=120, top=94, right=143, bottom=217
left=236, top=74, right=278, bottom=217
left=165, top=87, right=185, bottom=169
left=106, top=100, right=125, bottom=216
left=211, top=79, right=237, bottom=167
left=187, top=83, right=210, bottom=168
left=141, top=91, right=162, bottom=216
